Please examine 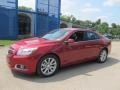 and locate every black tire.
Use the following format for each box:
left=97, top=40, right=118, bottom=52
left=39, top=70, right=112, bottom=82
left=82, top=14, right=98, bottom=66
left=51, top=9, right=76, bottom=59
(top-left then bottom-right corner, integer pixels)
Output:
left=97, top=49, right=108, bottom=63
left=37, top=54, right=59, bottom=77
